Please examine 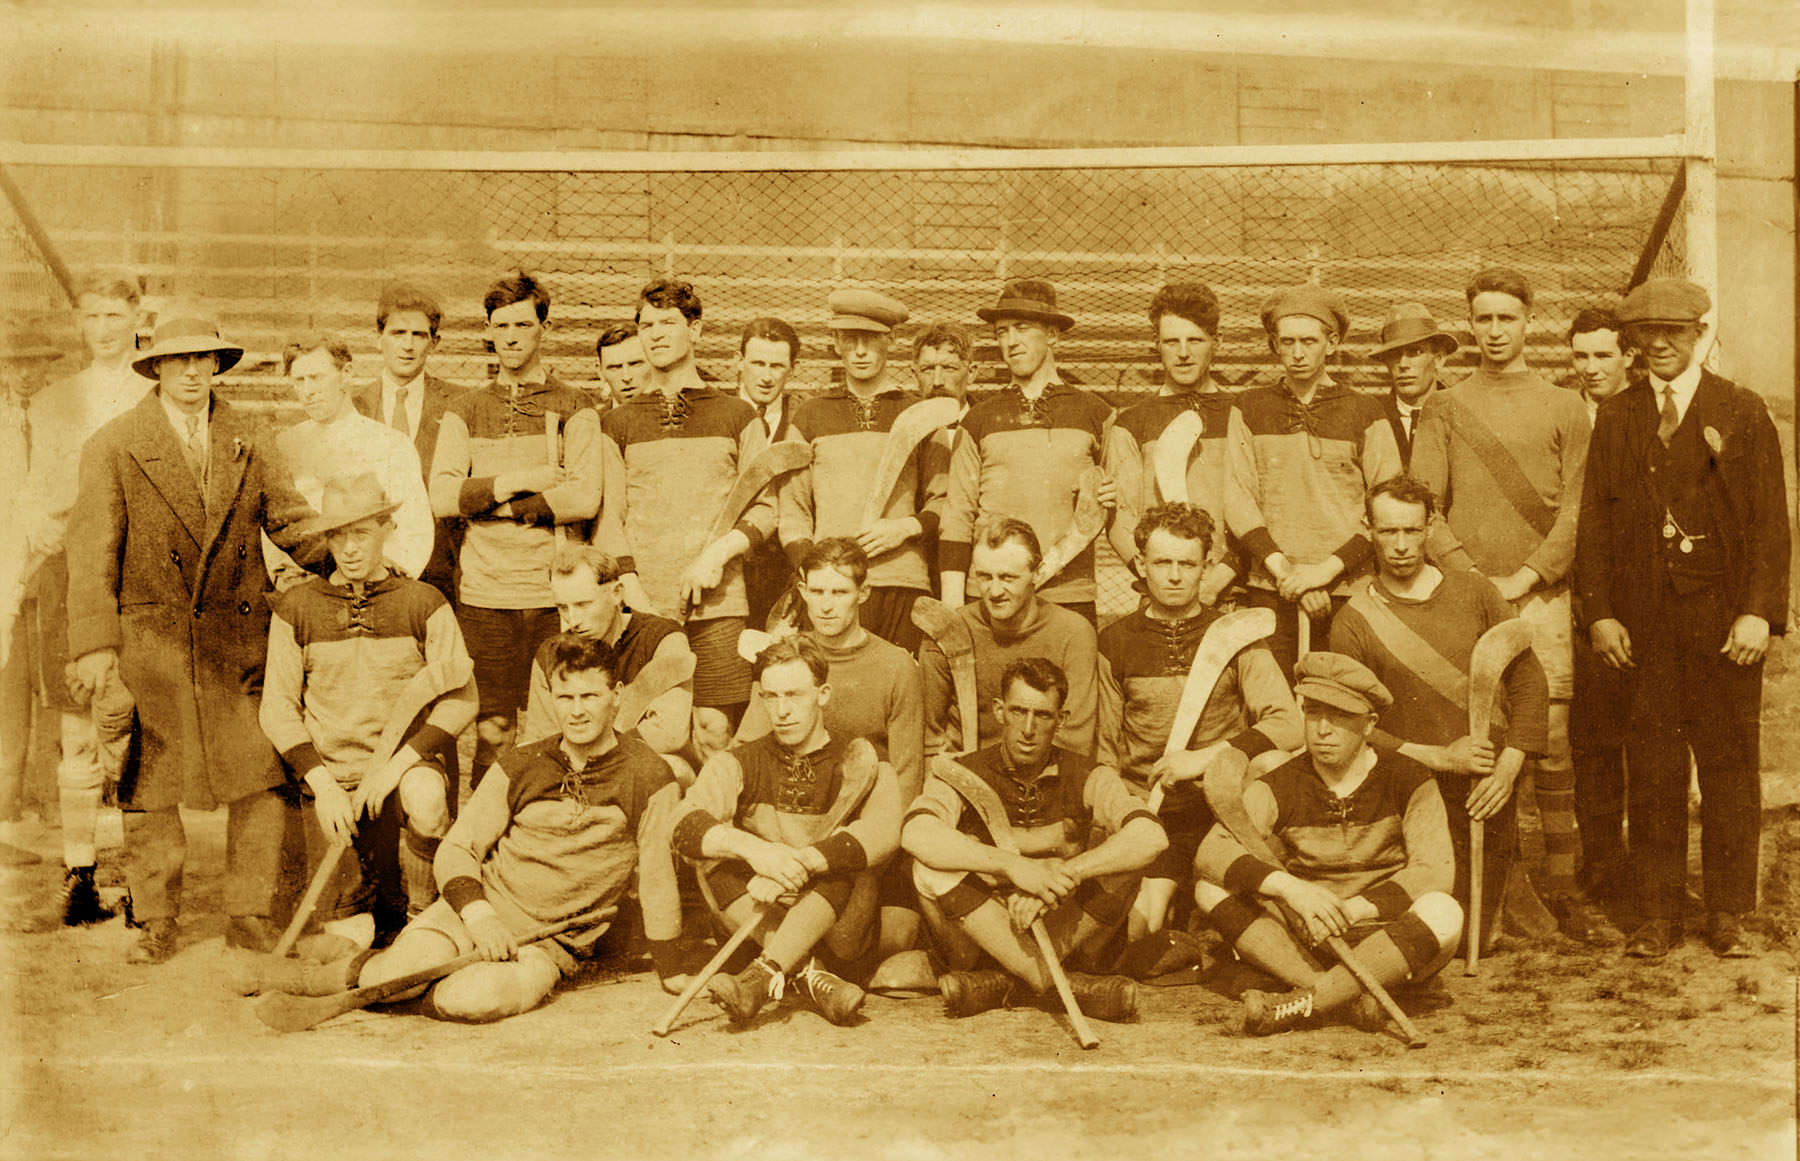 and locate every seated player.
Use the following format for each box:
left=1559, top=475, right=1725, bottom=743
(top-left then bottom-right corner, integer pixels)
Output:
left=735, top=538, right=925, bottom=962
left=245, top=633, right=685, bottom=1021
left=1098, top=503, right=1300, bottom=957
left=672, top=636, right=902, bottom=1027
left=260, top=474, right=477, bottom=947
left=904, top=658, right=1165, bottom=1022
left=1195, top=652, right=1462, bottom=1036
left=520, top=545, right=694, bottom=771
